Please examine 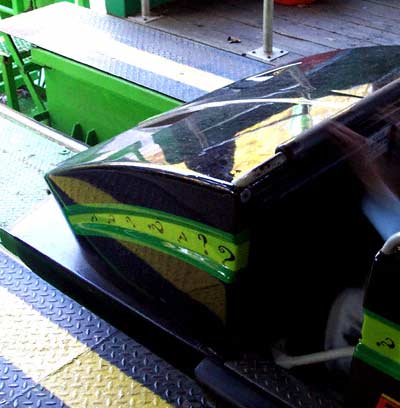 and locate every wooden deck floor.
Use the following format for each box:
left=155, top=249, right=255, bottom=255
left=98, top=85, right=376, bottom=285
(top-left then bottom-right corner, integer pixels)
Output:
left=138, top=0, right=400, bottom=66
